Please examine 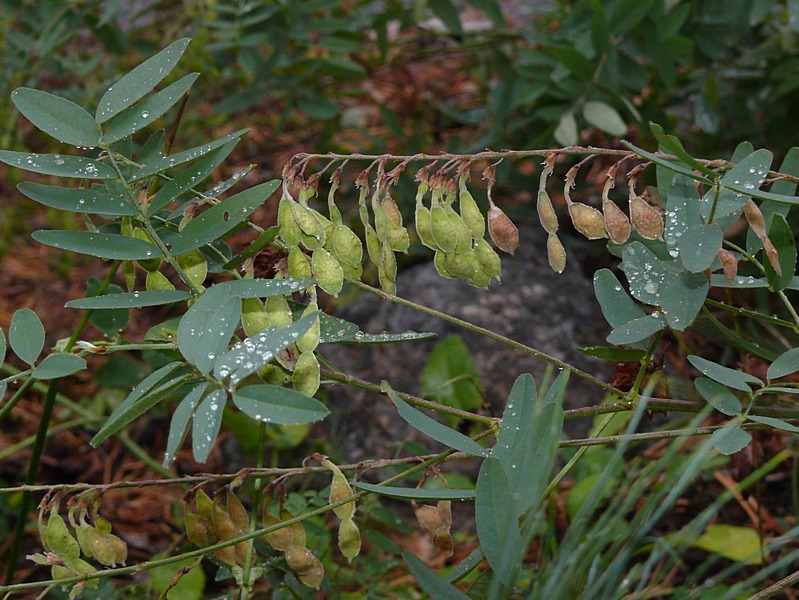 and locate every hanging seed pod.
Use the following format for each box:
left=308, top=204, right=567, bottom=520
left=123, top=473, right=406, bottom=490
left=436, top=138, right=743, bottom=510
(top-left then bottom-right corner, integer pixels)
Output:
left=764, top=237, right=783, bottom=276
left=718, top=249, right=738, bottom=282
left=331, top=225, right=364, bottom=269
left=292, top=351, right=320, bottom=396
left=469, top=267, right=492, bottom=289
left=278, top=196, right=302, bottom=247
left=547, top=233, right=567, bottom=273
left=364, top=224, right=382, bottom=268
left=743, top=199, right=767, bottom=238
left=415, top=203, right=436, bottom=249
left=430, top=204, right=459, bottom=253
left=45, top=510, right=80, bottom=562
left=145, top=270, right=175, bottom=292
left=413, top=503, right=443, bottom=535
left=381, top=243, right=398, bottom=280
left=487, top=201, right=519, bottom=254
left=459, top=178, right=486, bottom=239
left=629, top=196, right=664, bottom=240
left=434, top=251, right=456, bottom=279
left=372, top=193, right=391, bottom=243
left=324, top=459, right=356, bottom=520
left=474, top=238, right=501, bottom=280
left=603, top=199, right=631, bottom=244
left=265, top=295, right=293, bottom=330
left=381, top=194, right=403, bottom=228
left=212, top=491, right=248, bottom=566
left=122, top=260, right=135, bottom=291
left=311, top=248, right=344, bottom=296
left=443, top=251, right=478, bottom=280
left=75, top=521, right=99, bottom=559
left=568, top=203, right=606, bottom=240
left=285, top=545, right=317, bottom=573
left=338, top=518, right=361, bottom=563
left=386, top=221, right=411, bottom=253
left=108, top=532, right=128, bottom=565
left=195, top=489, right=215, bottom=523
left=87, top=530, right=120, bottom=567
left=297, top=553, right=325, bottom=590
left=242, top=298, right=271, bottom=337
left=287, top=247, right=312, bottom=280
left=177, top=250, right=208, bottom=288
left=377, top=264, right=397, bottom=294
left=537, top=190, right=559, bottom=234
left=133, top=228, right=162, bottom=271
left=448, top=209, right=473, bottom=254
left=341, top=261, right=363, bottom=280
left=260, top=512, right=294, bottom=551
left=296, top=301, right=321, bottom=354
left=292, top=198, right=326, bottom=246
left=185, top=511, right=215, bottom=548
left=258, top=363, right=287, bottom=385
left=327, top=169, right=344, bottom=226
